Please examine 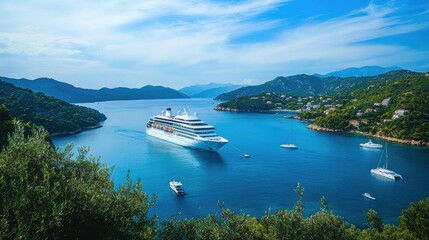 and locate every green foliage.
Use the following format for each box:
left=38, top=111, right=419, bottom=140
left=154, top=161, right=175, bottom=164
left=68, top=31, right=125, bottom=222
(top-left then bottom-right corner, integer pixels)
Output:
left=0, top=122, right=156, bottom=239
left=217, top=95, right=276, bottom=112
left=366, top=210, right=384, bottom=232
left=308, top=74, right=429, bottom=141
left=399, top=198, right=429, bottom=239
left=216, top=70, right=416, bottom=100
left=0, top=81, right=106, bottom=135
left=216, top=93, right=313, bottom=112
left=0, top=104, right=14, bottom=150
